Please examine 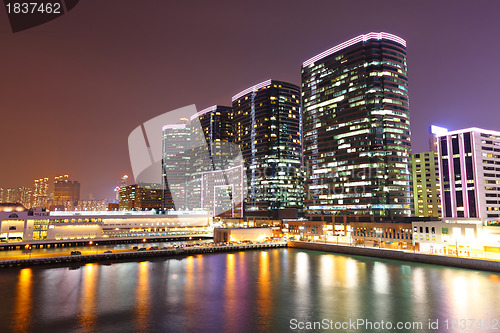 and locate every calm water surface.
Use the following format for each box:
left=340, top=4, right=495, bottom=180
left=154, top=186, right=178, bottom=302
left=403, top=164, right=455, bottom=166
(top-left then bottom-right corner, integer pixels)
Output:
left=0, top=248, right=499, bottom=332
